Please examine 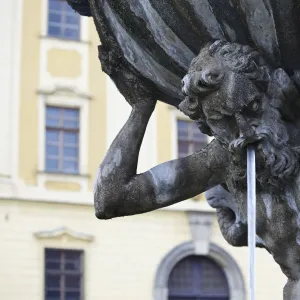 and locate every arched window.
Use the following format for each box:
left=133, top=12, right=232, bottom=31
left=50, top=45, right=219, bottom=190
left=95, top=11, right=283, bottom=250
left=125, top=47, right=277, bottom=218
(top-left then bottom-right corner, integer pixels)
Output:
left=168, top=255, right=229, bottom=300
